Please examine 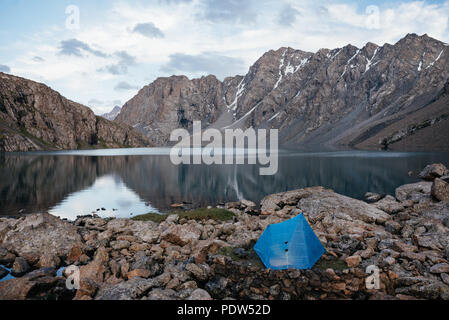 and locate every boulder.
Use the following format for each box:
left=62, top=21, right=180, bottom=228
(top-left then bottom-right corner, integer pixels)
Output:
left=161, top=224, right=201, bottom=246
left=11, top=257, right=30, bottom=277
left=395, top=182, right=432, bottom=202
left=430, top=263, right=449, bottom=274
left=0, top=213, right=82, bottom=258
left=419, top=164, right=449, bottom=181
left=372, top=195, right=405, bottom=214
left=431, top=178, right=449, bottom=202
